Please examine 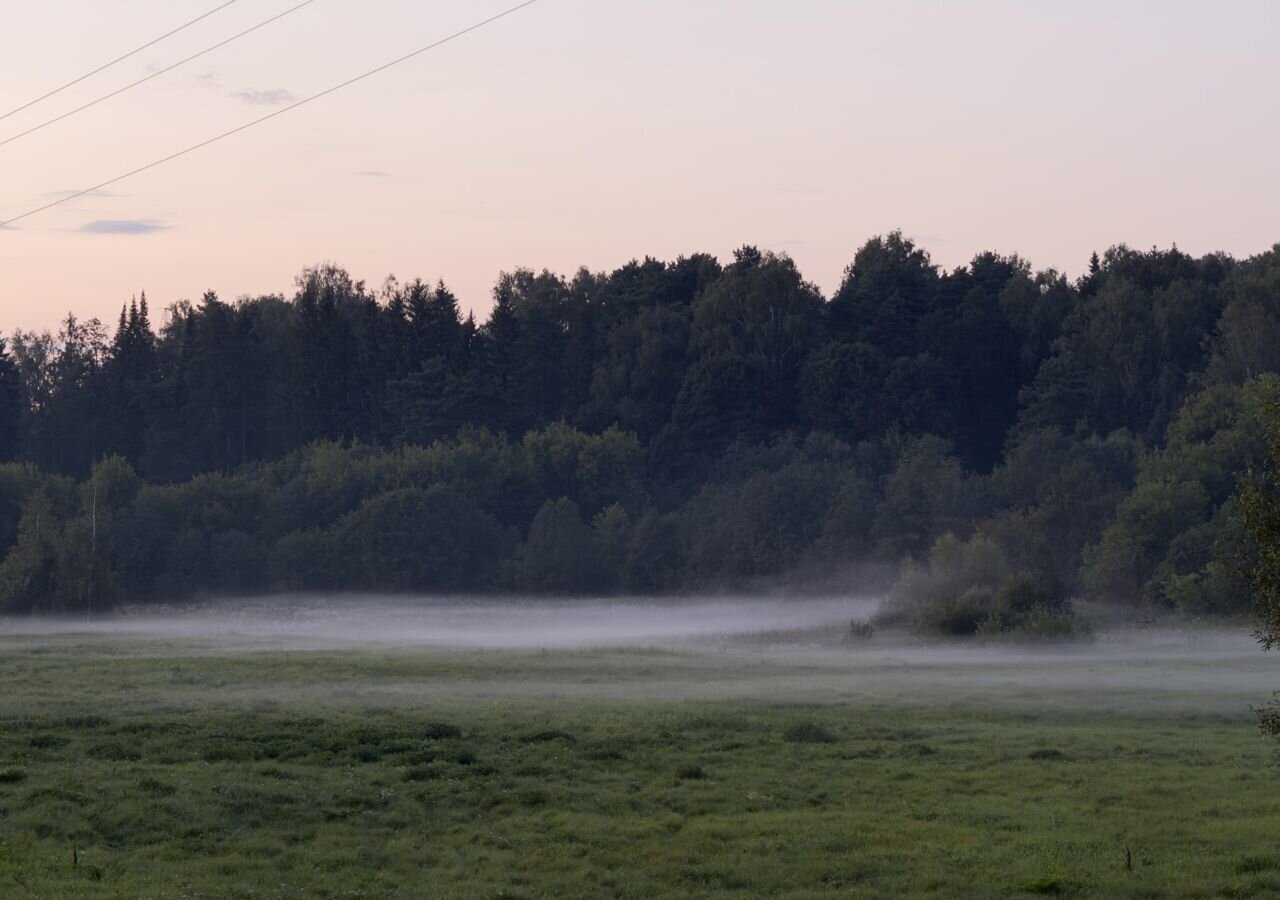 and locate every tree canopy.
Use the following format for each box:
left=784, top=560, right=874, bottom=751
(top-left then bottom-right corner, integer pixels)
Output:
left=3, top=236, right=1279, bottom=615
